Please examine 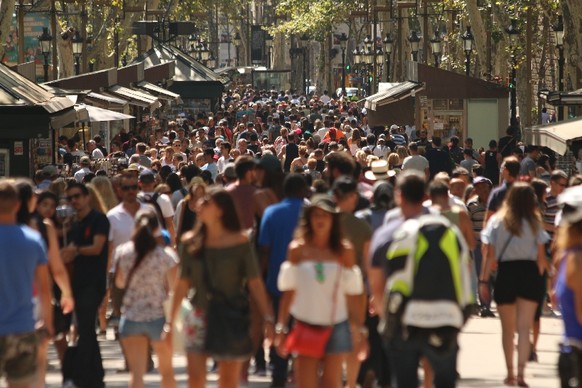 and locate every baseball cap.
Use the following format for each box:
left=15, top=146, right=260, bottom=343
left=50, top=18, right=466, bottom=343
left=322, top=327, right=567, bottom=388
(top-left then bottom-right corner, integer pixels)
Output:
left=139, top=169, right=156, bottom=182
left=42, top=165, right=58, bottom=177
left=473, top=176, right=493, bottom=186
